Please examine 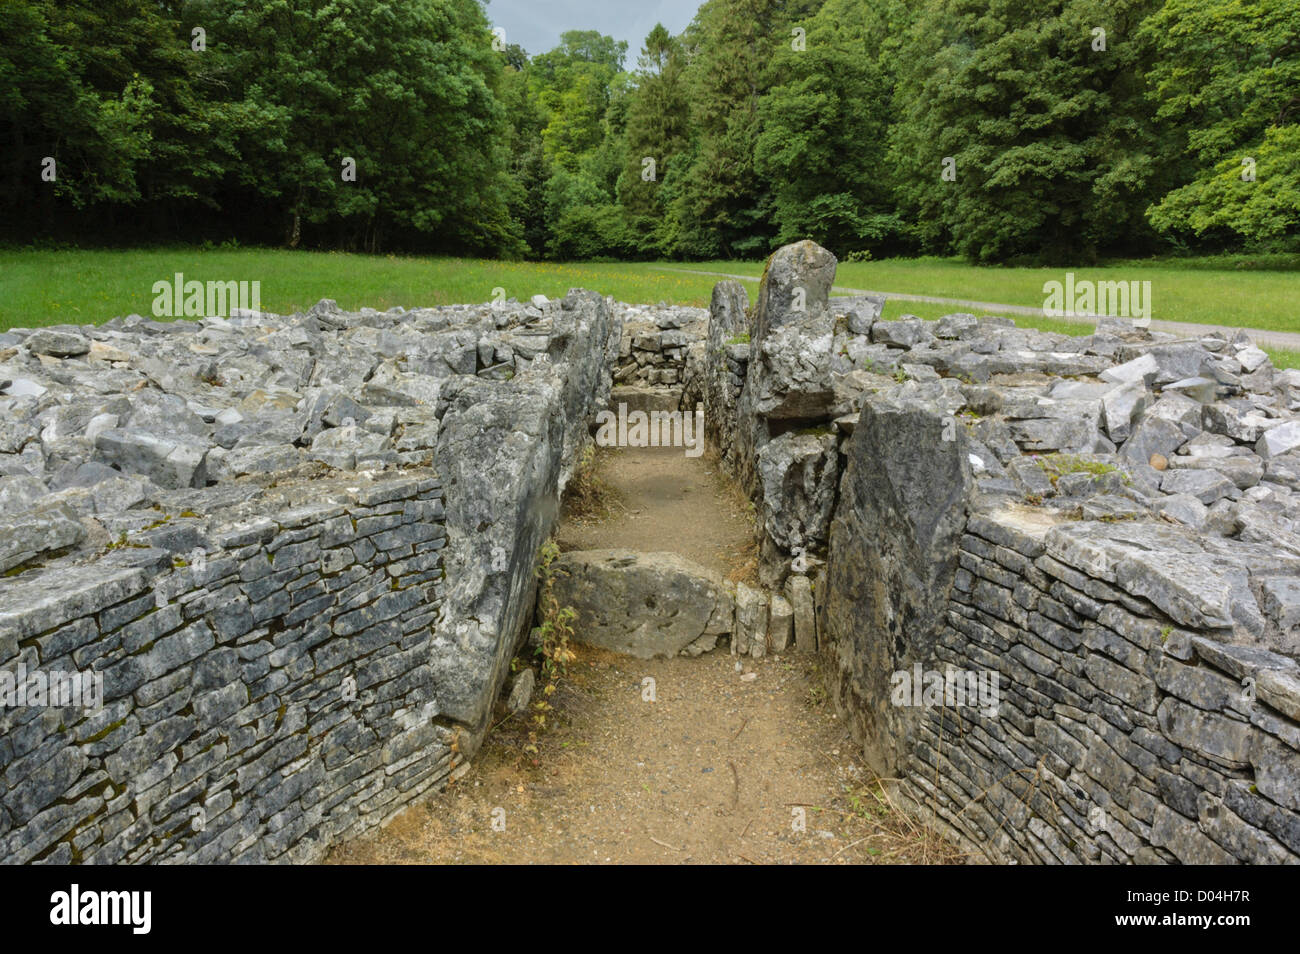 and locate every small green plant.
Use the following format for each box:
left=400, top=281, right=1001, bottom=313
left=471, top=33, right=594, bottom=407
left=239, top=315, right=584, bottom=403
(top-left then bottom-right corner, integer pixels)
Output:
left=525, top=539, right=578, bottom=753
left=1036, top=453, right=1129, bottom=487
left=564, top=442, right=615, bottom=520
left=533, top=607, right=576, bottom=681
left=1097, top=511, right=1140, bottom=523
left=104, top=532, right=148, bottom=551
left=725, top=332, right=750, bottom=345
